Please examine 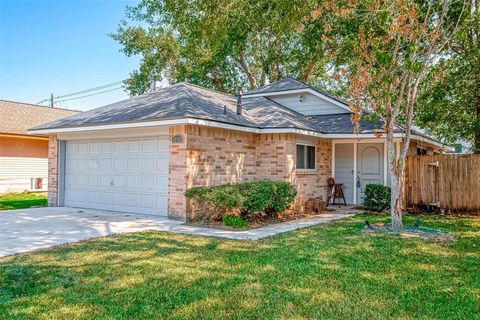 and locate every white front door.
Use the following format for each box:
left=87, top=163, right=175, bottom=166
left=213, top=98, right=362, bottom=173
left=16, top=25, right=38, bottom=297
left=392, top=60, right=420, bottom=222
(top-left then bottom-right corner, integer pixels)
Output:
left=64, top=136, right=169, bottom=216
left=357, top=143, right=384, bottom=204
